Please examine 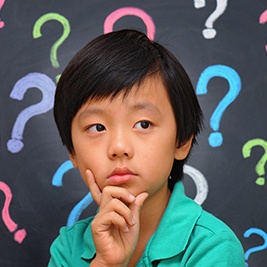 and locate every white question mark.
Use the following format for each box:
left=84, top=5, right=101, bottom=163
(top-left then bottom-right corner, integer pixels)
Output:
left=183, top=164, right=208, bottom=205
left=194, top=0, right=228, bottom=39
left=7, top=72, right=56, bottom=153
